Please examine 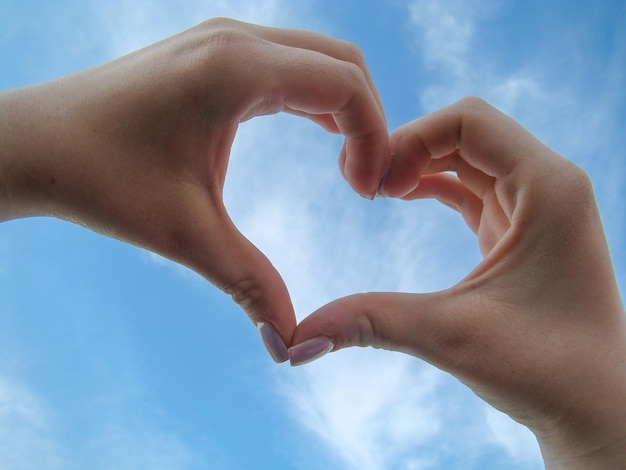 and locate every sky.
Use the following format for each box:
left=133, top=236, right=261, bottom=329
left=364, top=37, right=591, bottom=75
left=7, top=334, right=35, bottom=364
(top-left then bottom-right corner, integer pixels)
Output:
left=1, top=0, right=625, bottom=469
